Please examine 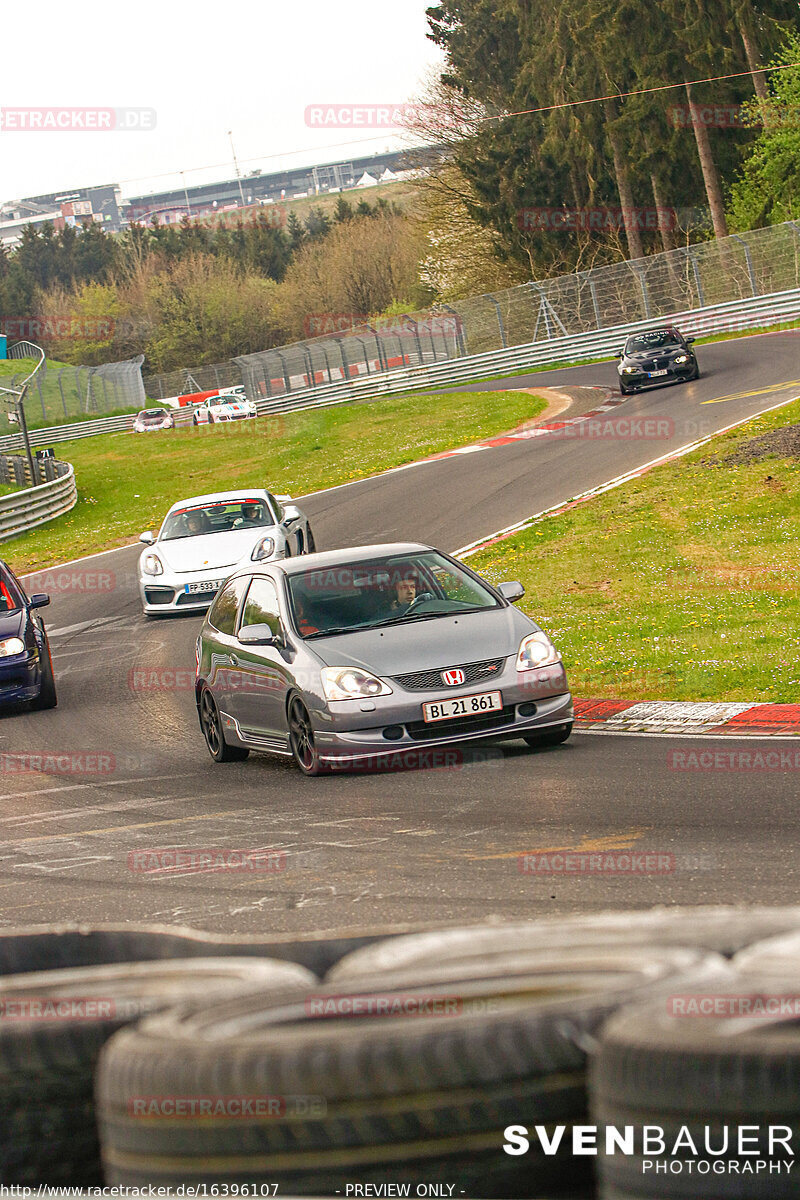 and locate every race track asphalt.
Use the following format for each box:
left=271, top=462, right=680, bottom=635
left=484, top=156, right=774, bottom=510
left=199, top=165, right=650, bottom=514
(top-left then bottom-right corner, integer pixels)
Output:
left=2, top=329, right=798, bottom=935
